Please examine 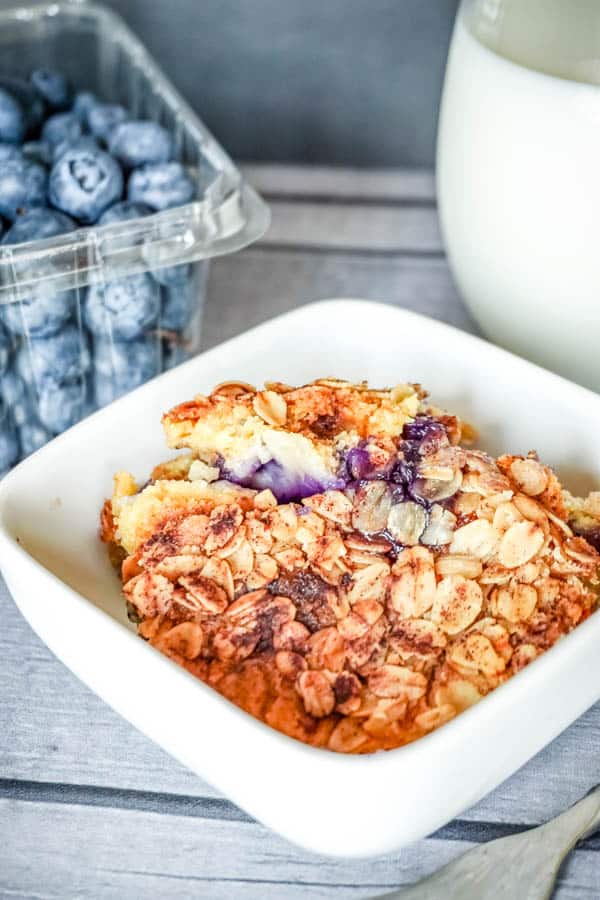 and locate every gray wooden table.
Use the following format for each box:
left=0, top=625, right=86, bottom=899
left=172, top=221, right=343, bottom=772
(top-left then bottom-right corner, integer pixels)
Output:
left=1, top=165, right=599, bottom=899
